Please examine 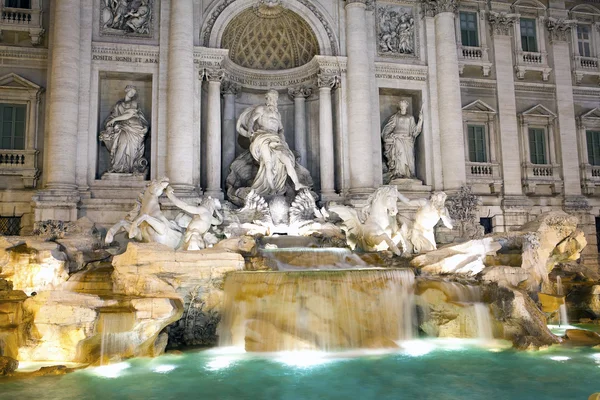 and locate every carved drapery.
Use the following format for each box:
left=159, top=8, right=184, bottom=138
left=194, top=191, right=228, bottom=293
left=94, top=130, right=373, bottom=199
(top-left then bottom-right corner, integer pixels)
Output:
left=488, top=12, right=518, bottom=36
left=546, top=18, right=577, bottom=43
left=420, top=0, right=458, bottom=18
